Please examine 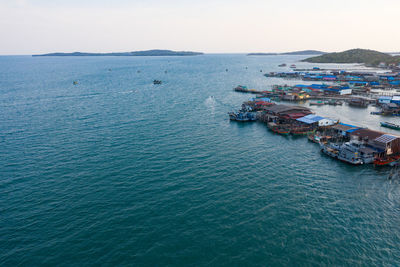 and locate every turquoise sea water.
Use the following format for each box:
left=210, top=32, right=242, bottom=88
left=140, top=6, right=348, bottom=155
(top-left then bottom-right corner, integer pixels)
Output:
left=1, top=54, right=400, bottom=266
